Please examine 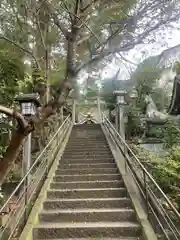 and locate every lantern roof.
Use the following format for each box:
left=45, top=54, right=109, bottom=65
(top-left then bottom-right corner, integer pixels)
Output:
left=15, top=93, right=41, bottom=107
left=113, top=90, right=127, bottom=96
